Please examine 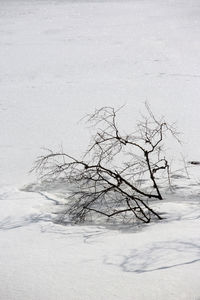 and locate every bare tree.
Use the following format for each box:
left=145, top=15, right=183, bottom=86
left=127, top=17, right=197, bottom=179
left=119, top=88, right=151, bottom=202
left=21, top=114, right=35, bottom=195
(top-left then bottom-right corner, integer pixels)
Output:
left=34, top=104, right=179, bottom=224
